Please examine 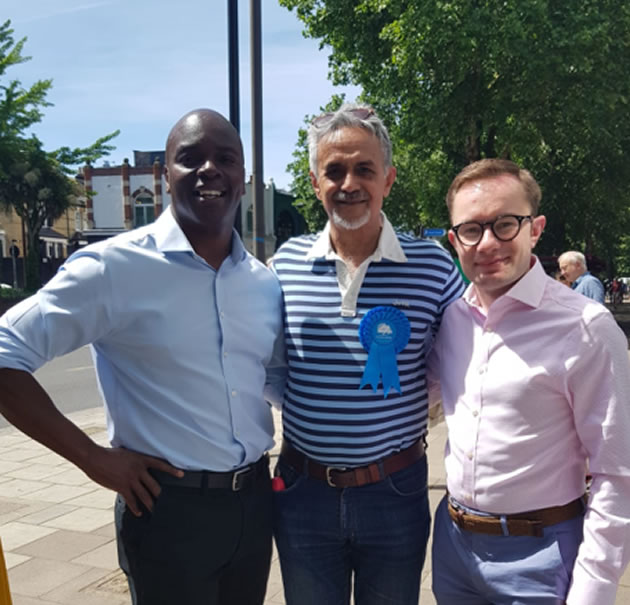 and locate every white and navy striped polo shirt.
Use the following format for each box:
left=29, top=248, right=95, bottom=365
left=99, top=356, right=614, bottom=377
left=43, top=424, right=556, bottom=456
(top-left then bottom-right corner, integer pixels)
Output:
left=272, top=221, right=464, bottom=466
